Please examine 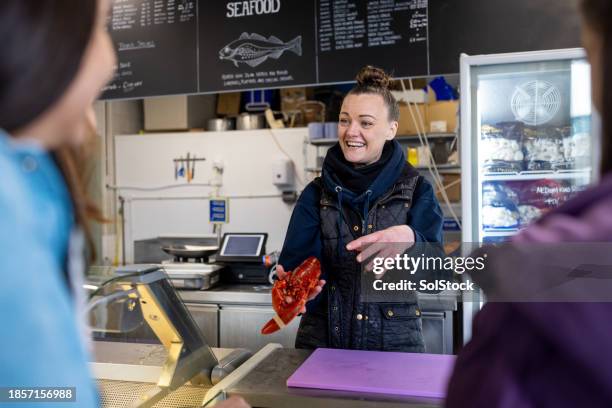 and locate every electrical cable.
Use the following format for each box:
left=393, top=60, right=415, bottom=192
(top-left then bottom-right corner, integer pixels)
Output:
left=400, top=79, right=462, bottom=228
